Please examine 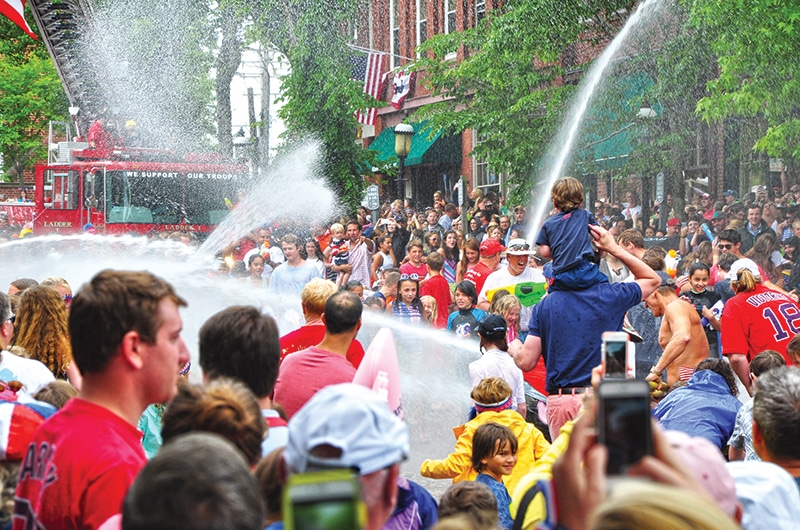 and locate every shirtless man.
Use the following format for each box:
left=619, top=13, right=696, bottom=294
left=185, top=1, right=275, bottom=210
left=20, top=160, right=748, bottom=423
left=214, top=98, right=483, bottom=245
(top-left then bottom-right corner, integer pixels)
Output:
left=644, top=283, right=710, bottom=385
